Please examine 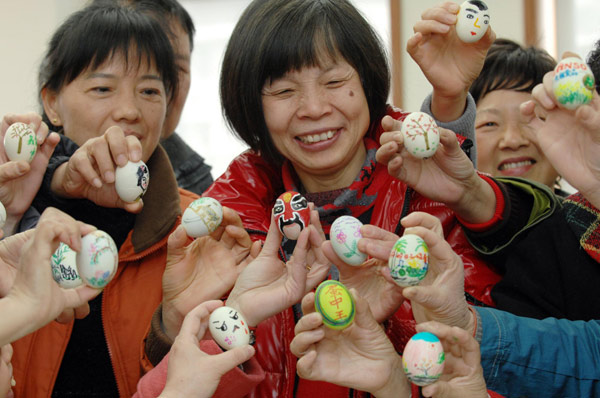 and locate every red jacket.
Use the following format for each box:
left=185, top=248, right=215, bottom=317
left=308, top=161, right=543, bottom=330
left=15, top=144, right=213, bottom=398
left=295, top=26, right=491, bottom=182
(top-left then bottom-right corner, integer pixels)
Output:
left=10, top=148, right=198, bottom=398
left=201, top=107, right=501, bottom=397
